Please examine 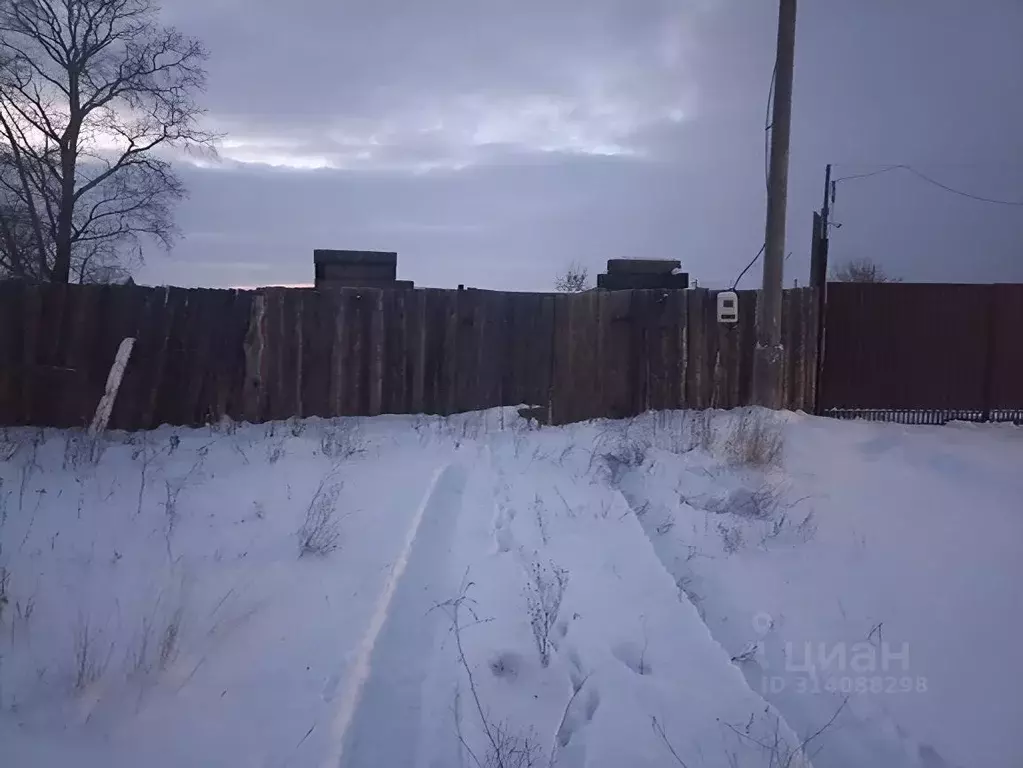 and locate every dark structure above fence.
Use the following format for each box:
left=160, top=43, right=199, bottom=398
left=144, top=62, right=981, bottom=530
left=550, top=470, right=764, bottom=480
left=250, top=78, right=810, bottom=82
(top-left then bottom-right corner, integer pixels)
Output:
left=313, top=249, right=414, bottom=290
left=597, top=258, right=689, bottom=290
